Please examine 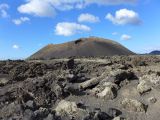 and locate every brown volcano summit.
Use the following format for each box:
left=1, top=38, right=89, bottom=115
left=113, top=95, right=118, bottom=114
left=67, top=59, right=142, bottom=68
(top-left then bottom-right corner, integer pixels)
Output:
left=29, top=37, right=135, bottom=59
